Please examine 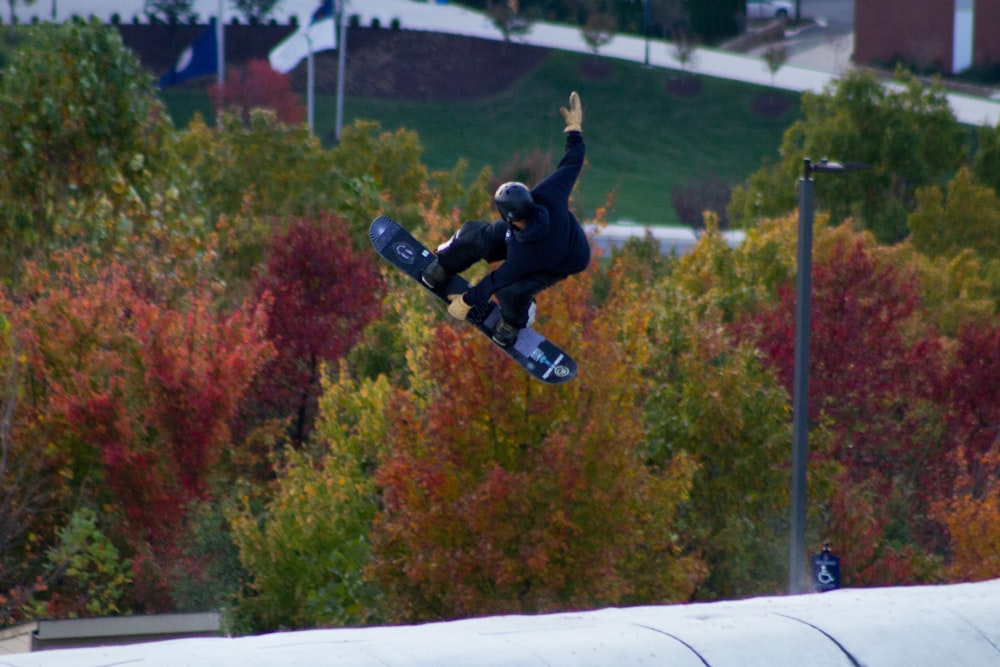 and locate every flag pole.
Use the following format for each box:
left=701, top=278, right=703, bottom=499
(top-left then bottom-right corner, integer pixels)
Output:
left=335, top=0, right=347, bottom=141
left=216, top=0, right=225, bottom=108
left=307, top=35, right=315, bottom=132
